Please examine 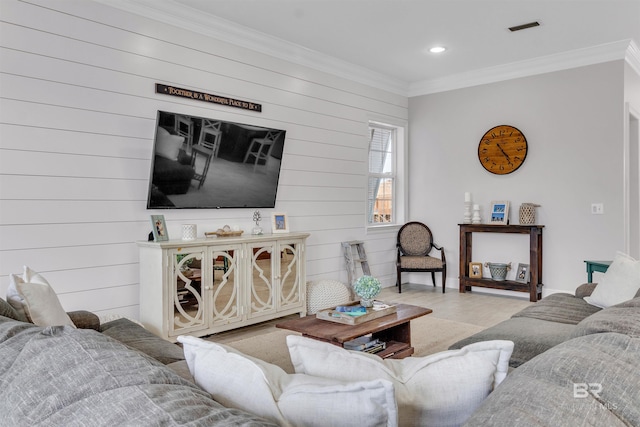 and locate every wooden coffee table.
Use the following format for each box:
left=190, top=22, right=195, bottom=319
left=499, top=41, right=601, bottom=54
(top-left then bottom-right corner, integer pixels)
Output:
left=276, top=303, right=432, bottom=359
